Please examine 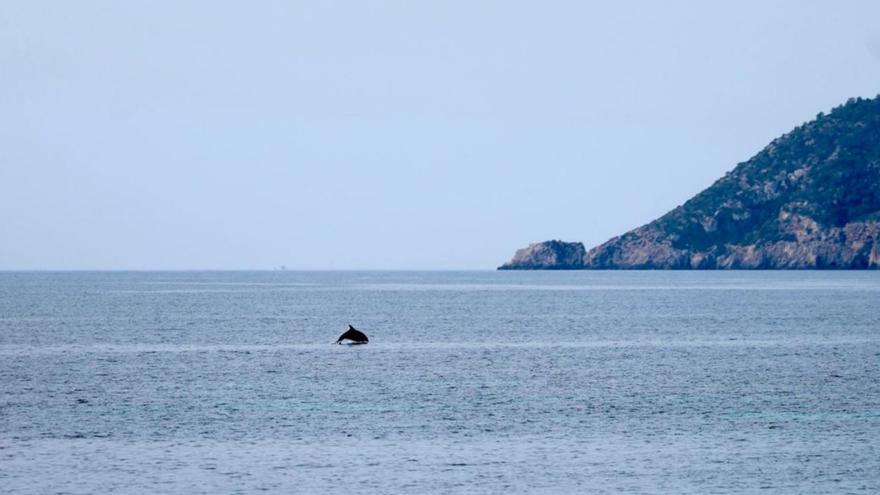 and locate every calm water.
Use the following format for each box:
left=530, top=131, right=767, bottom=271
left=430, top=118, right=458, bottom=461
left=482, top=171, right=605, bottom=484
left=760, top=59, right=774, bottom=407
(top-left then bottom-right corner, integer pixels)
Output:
left=1, top=271, right=879, bottom=493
